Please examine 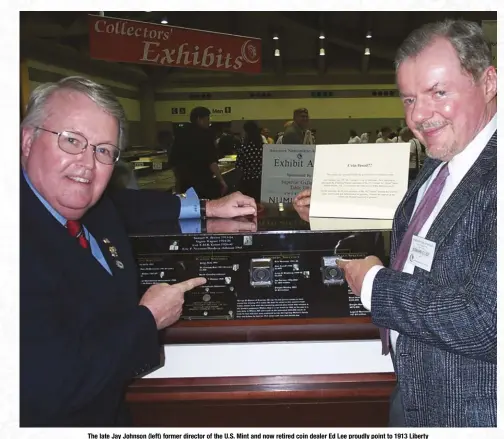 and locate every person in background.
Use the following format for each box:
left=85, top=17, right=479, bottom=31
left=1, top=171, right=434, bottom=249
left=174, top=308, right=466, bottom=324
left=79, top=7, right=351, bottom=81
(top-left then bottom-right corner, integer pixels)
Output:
left=261, top=127, right=274, bottom=144
left=375, top=126, right=393, bottom=143
left=217, top=128, right=236, bottom=158
left=275, top=121, right=293, bottom=144
left=294, top=19, right=496, bottom=427
left=236, top=121, right=264, bottom=203
left=348, top=129, right=362, bottom=143
left=20, top=76, right=257, bottom=427
left=282, top=108, right=310, bottom=144
left=360, top=131, right=371, bottom=143
left=303, top=127, right=315, bottom=145
left=169, top=107, right=227, bottom=199
left=399, top=127, right=425, bottom=180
